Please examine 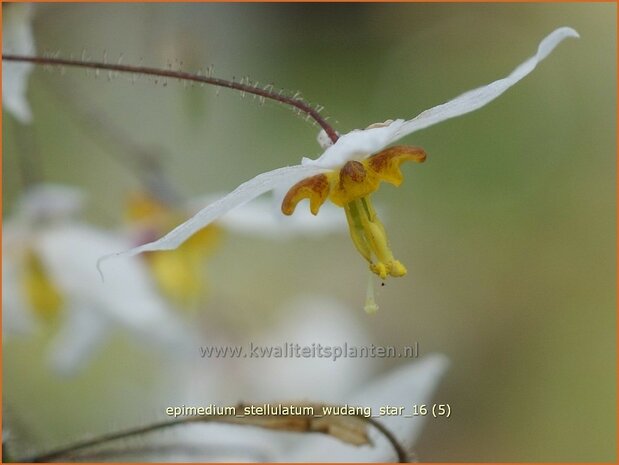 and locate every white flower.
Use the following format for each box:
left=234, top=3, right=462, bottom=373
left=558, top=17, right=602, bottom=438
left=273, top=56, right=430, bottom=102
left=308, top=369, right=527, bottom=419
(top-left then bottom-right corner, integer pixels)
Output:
left=66, top=296, right=448, bottom=462
left=288, top=354, right=448, bottom=462
left=2, top=184, right=192, bottom=375
left=242, top=298, right=448, bottom=461
left=103, top=27, right=578, bottom=280
left=2, top=3, right=36, bottom=123
left=158, top=355, right=448, bottom=462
